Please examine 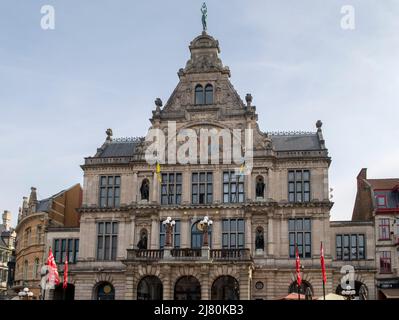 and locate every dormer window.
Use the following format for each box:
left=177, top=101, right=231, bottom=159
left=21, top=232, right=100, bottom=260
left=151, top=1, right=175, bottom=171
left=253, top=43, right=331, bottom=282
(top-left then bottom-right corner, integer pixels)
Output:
left=195, top=84, right=204, bottom=105
left=195, top=84, right=214, bottom=105
left=376, top=195, right=387, bottom=208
